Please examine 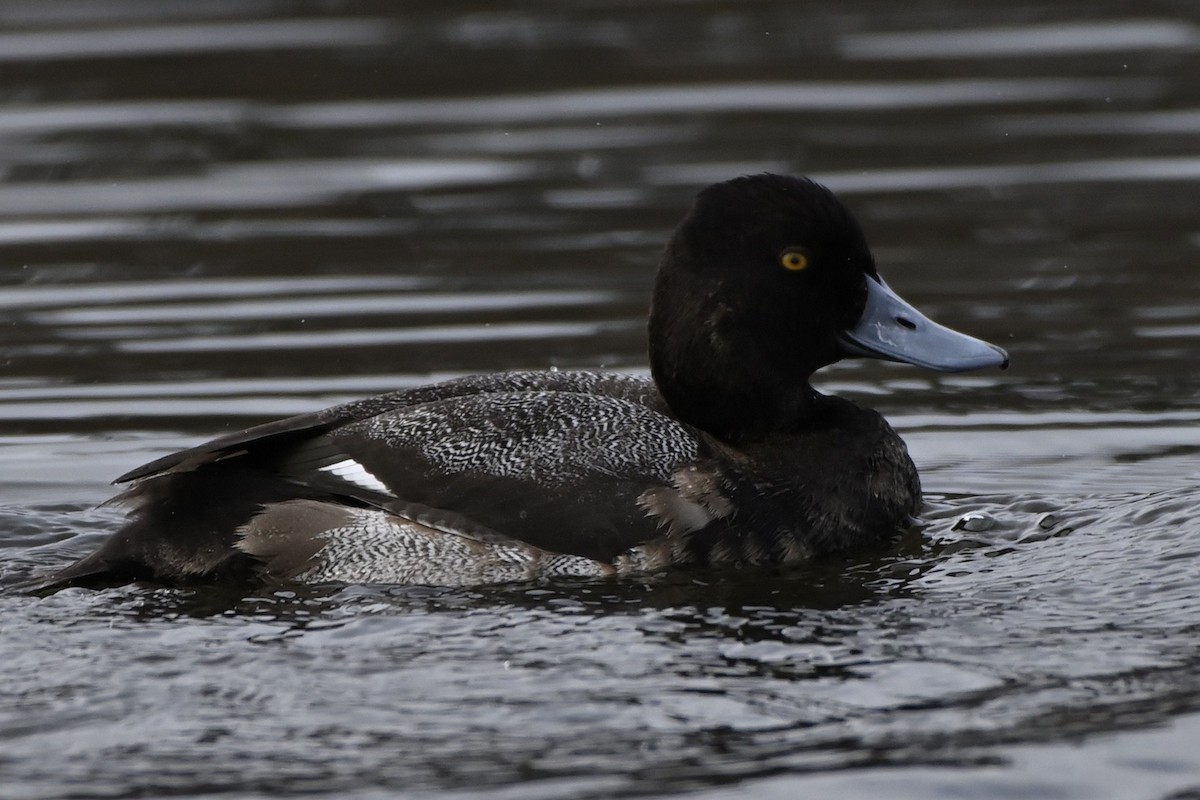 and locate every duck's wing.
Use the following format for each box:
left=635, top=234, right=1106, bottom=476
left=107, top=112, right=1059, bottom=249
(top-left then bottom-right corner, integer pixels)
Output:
left=116, top=370, right=659, bottom=483
left=223, top=389, right=710, bottom=584
left=114, top=407, right=337, bottom=484
left=269, top=389, right=701, bottom=562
